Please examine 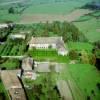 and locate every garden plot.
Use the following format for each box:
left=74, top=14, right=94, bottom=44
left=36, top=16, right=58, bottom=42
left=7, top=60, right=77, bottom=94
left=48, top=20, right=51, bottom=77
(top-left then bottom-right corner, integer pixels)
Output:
left=0, top=43, right=26, bottom=56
